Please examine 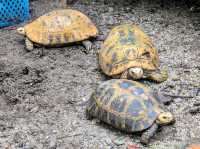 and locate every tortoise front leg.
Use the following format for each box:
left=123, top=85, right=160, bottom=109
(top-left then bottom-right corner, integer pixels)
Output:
left=148, top=68, right=168, bottom=83
left=25, top=38, right=34, bottom=51
left=82, top=40, right=93, bottom=53
left=140, top=123, right=158, bottom=144
left=120, top=70, right=129, bottom=79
